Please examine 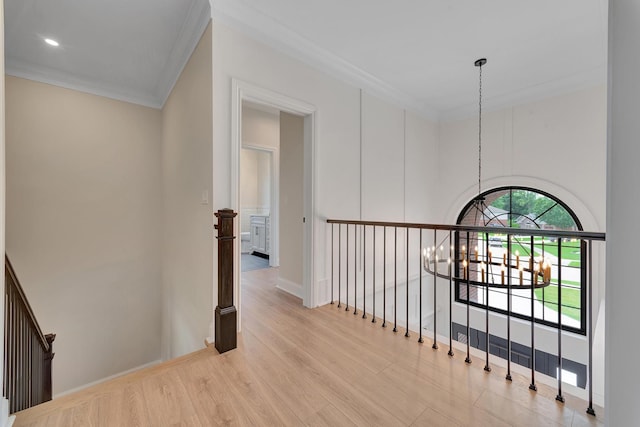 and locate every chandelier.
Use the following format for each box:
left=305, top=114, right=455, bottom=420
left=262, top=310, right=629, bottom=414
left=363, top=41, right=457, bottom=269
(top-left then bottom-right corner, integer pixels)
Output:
left=422, top=58, right=551, bottom=288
